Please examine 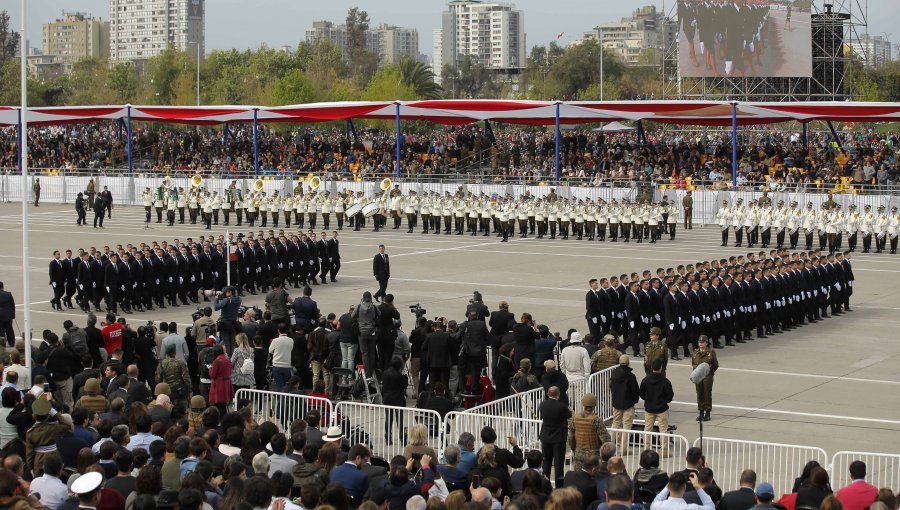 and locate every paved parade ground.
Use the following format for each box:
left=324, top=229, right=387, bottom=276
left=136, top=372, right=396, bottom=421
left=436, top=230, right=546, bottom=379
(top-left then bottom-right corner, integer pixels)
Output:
left=1, top=203, right=899, bottom=457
